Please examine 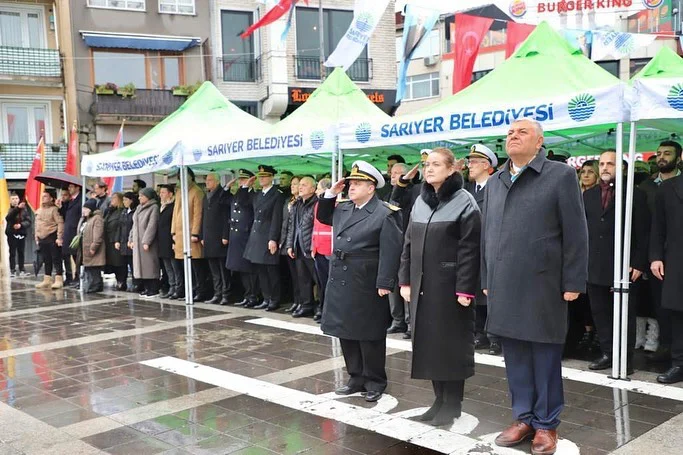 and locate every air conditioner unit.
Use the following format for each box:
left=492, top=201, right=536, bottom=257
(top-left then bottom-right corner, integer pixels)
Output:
left=423, top=56, right=439, bottom=67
